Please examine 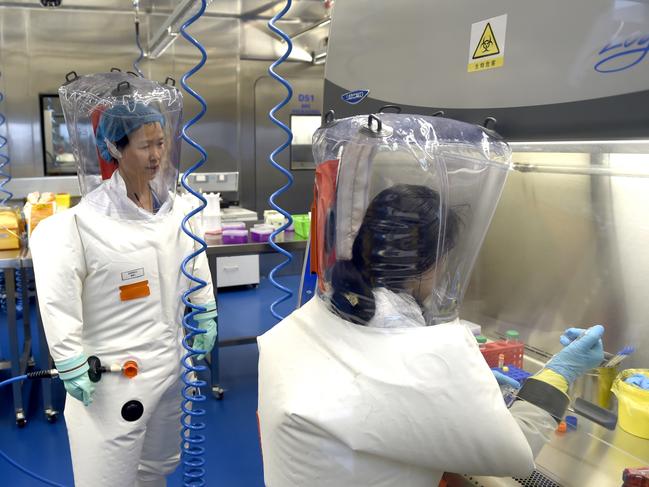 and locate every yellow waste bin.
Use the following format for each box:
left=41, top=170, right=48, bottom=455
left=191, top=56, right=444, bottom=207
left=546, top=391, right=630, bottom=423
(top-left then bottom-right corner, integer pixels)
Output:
left=611, top=368, right=649, bottom=439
